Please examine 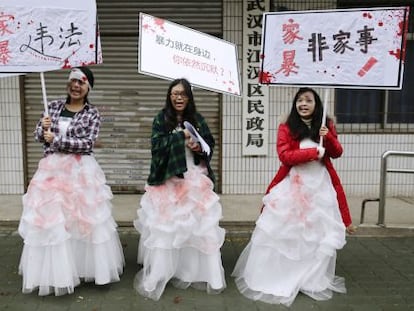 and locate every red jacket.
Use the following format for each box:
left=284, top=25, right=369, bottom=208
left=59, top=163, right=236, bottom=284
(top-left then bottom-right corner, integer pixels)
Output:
left=265, top=122, right=352, bottom=227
